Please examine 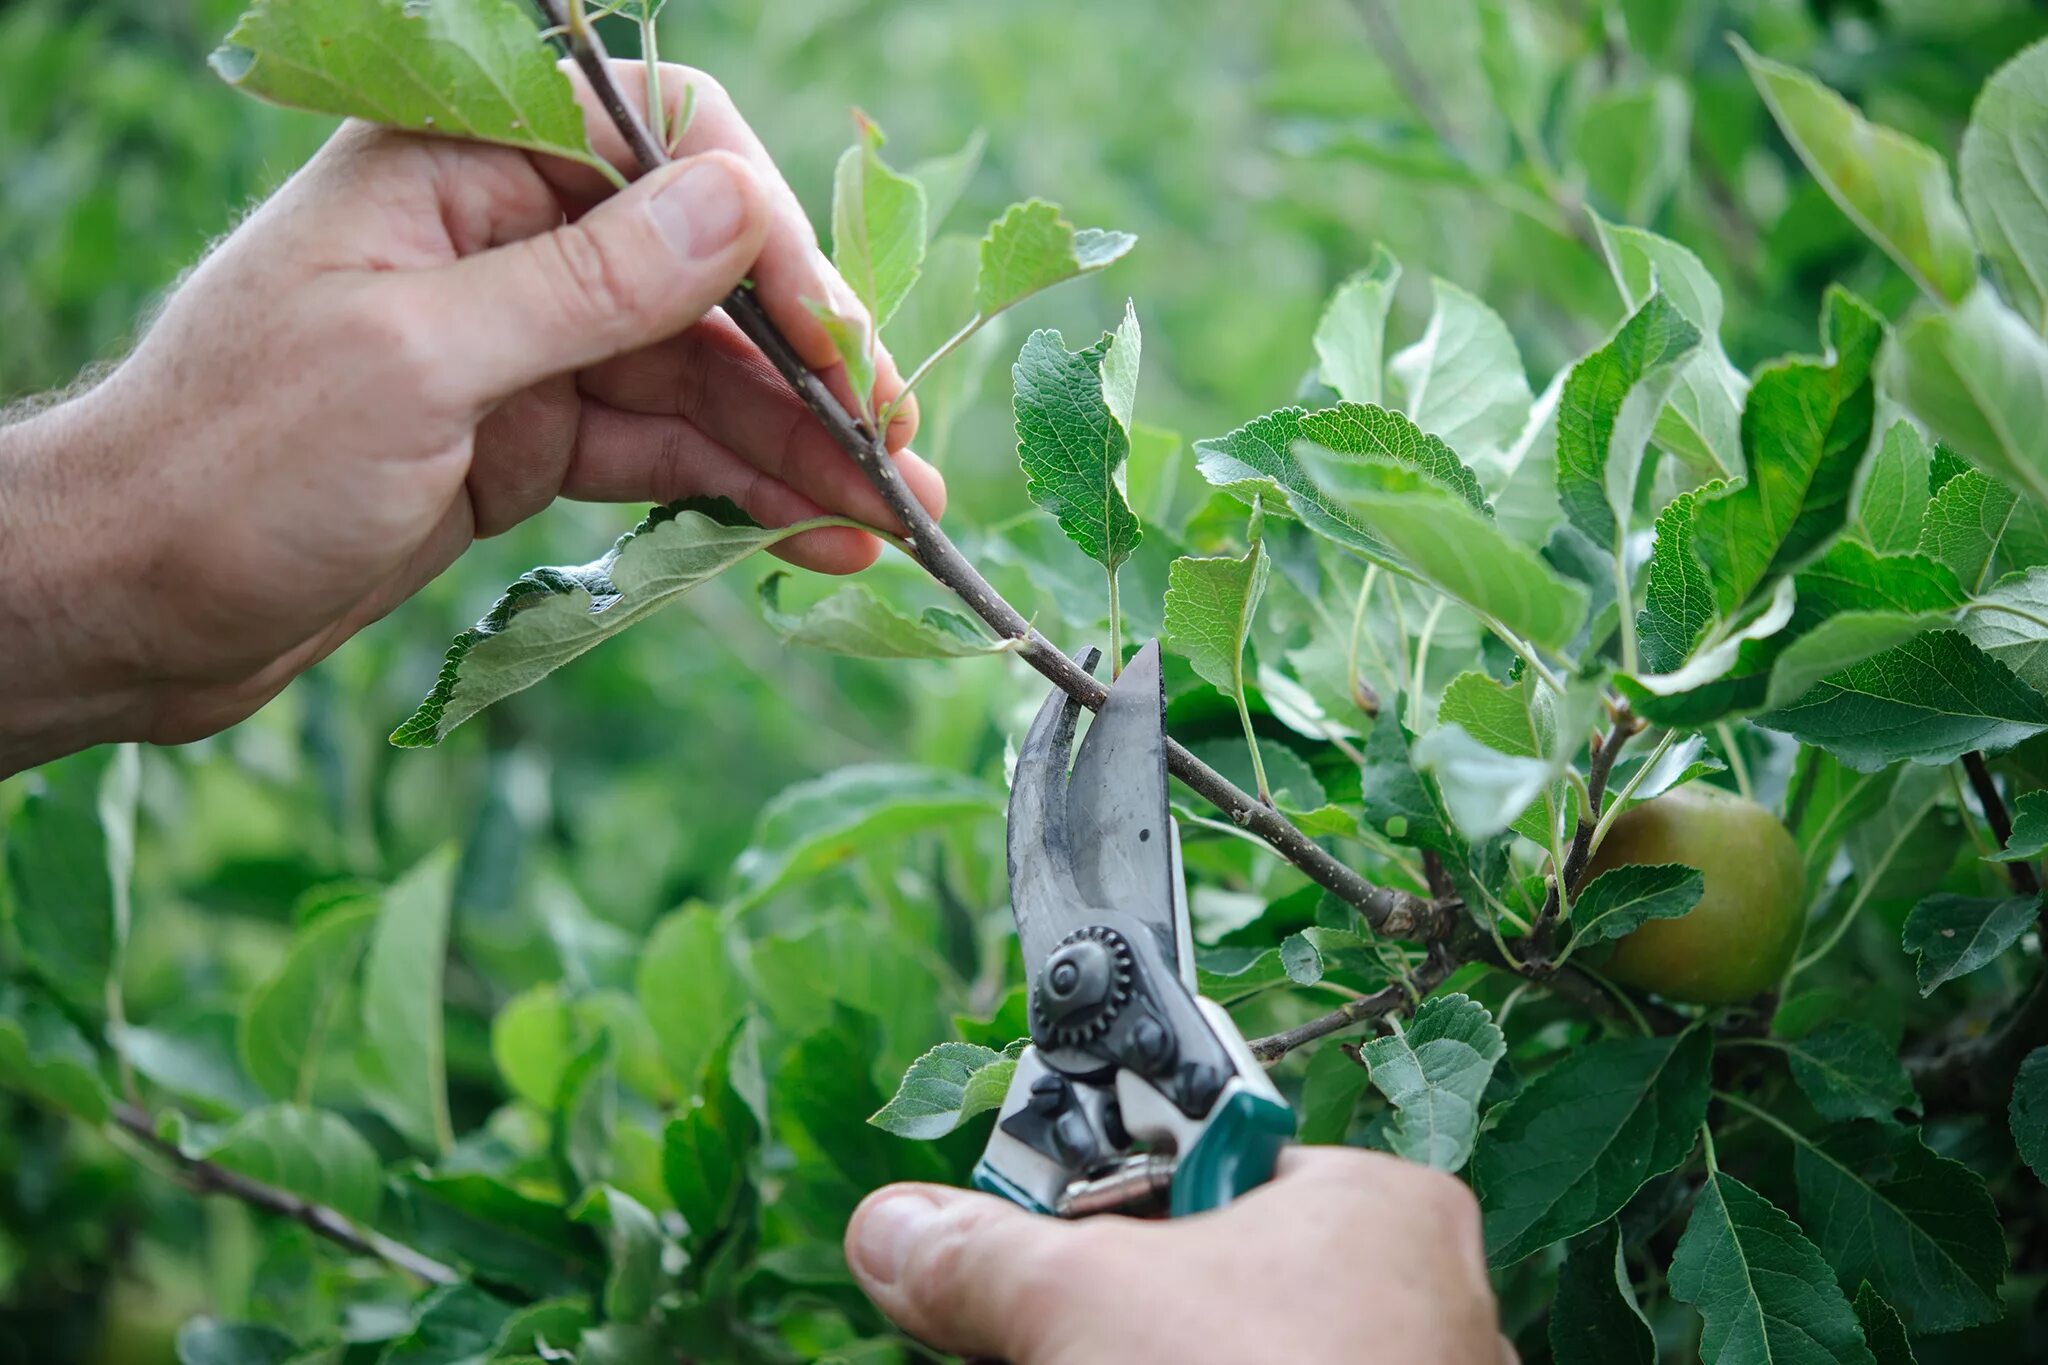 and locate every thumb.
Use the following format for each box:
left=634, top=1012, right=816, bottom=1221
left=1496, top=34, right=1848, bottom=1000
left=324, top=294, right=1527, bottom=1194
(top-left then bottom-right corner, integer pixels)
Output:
left=846, top=1184, right=1078, bottom=1360
left=423, top=150, right=770, bottom=404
